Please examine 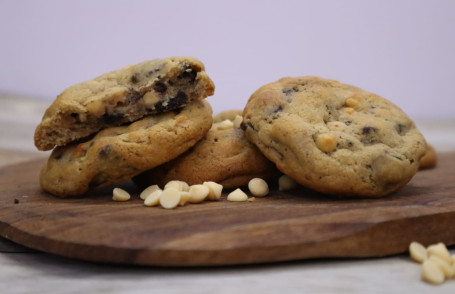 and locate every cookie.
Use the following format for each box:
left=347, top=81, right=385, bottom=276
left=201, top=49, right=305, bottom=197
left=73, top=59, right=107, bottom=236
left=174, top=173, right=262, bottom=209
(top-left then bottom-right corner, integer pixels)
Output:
left=419, top=143, right=437, bottom=169
left=242, top=76, right=426, bottom=197
left=35, top=57, right=215, bottom=151
left=133, top=113, right=279, bottom=189
left=40, top=100, right=212, bottom=197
